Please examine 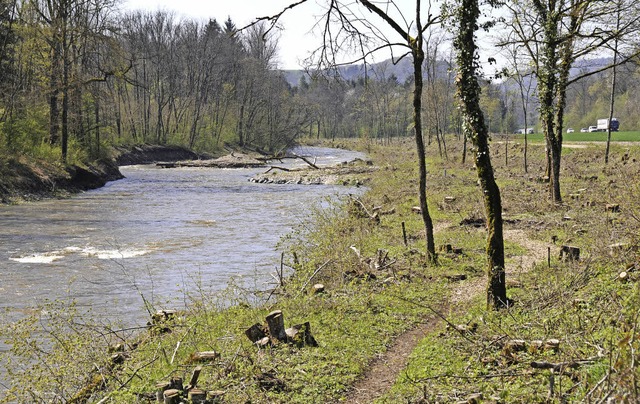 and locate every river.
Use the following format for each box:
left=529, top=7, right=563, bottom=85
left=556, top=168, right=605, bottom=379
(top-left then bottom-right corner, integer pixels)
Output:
left=0, top=147, right=363, bottom=332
